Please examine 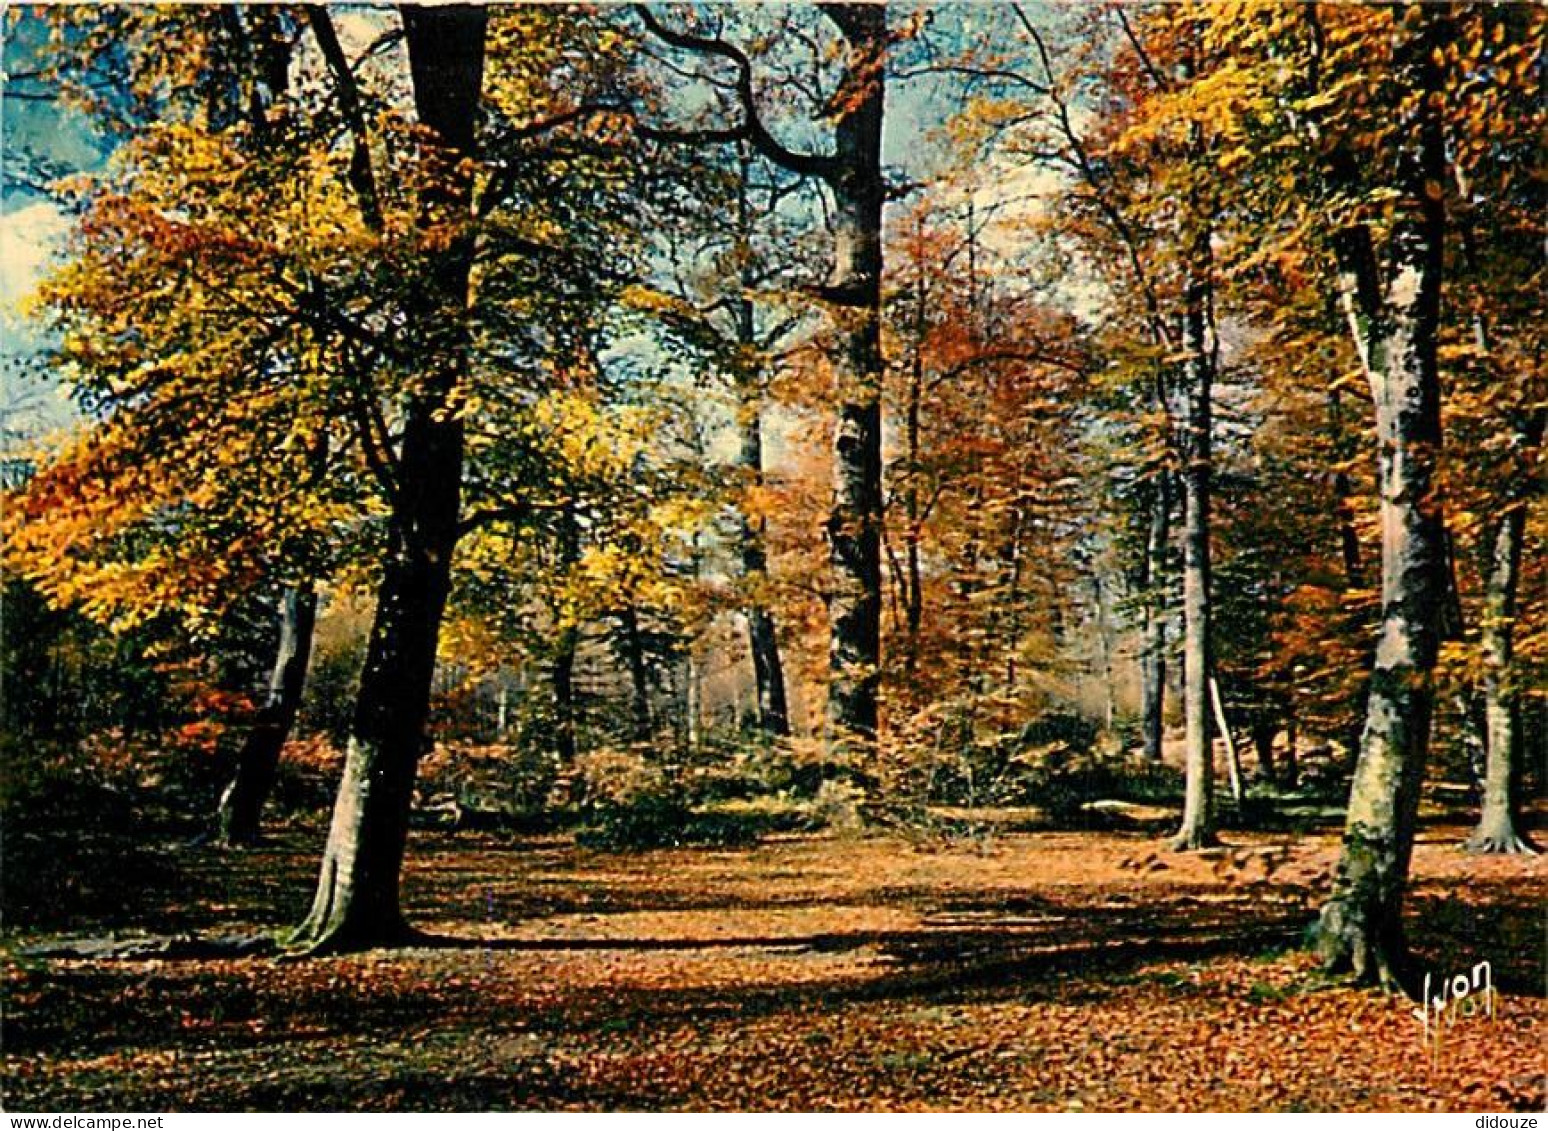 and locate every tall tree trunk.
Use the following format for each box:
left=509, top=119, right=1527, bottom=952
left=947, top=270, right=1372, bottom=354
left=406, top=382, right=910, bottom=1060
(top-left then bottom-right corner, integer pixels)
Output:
left=1313, top=15, right=1447, bottom=988
left=552, top=640, right=577, bottom=763
left=1443, top=529, right=1489, bottom=793
left=1095, top=573, right=1116, bottom=731
left=1464, top=494, right=1537, bottom=854
left=636, top=7, right=884, bottom=755
left=902, top=232, right=927, bottom=681
left=821, top=4, right=887, bottom=763
left=553, top=503, right=580, bottom=765
left=1252, top=720, right=1279, bottom=784
left=742, top=573, right=790, bottom=738
left=1330, top=382, right=1372, bottom=769
left=732, top=148, right=792, bottom=740
left=1329, top=384, right=1366, bottom=590
left=291, top=5, right=486, bottom=954
left=1452, top=135, right=1542, bottom=851
left=1211, top=674, right=1244, bottom=807
left=620, top=604, right=653, bottom=743
left=681, top=532, right=703, bottom=753
left=1172, top=234, right=1218, bottom=851
left=1140, top=470, right=1171, bottom=762
left=684, top=650, right=702, bottom=753
left=1000, top=506, right=1029, bottom=691
left=736, top=361, right=791, bottom=740
left=740, top=520, right=791, bottom=738
left=218, top=584, right=317, bottom=845
left=210, top=4, right=311, bottom=848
